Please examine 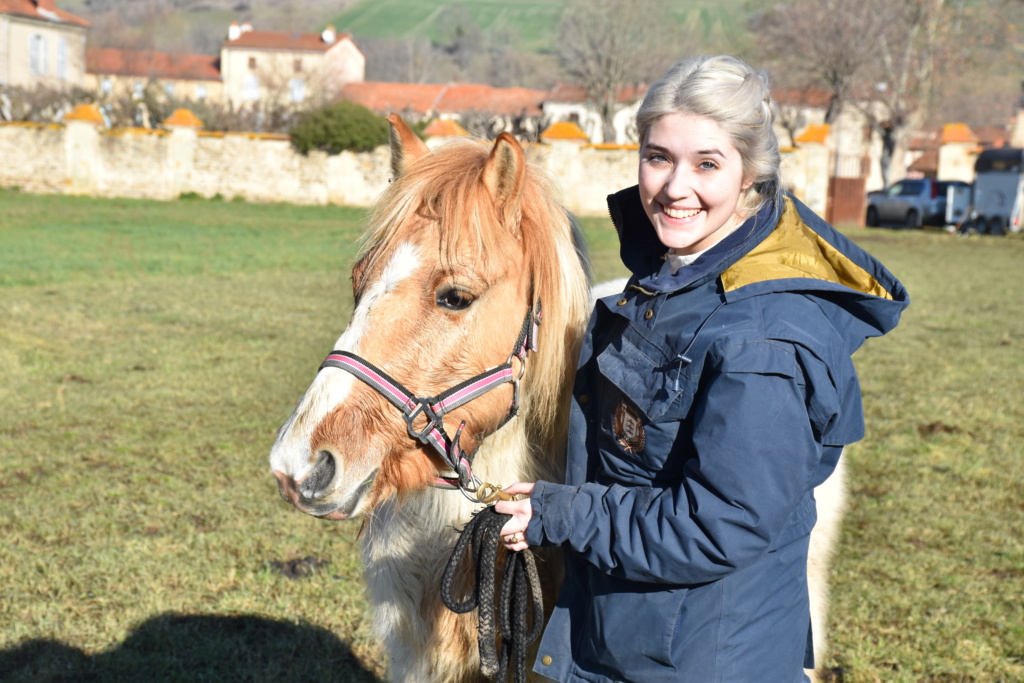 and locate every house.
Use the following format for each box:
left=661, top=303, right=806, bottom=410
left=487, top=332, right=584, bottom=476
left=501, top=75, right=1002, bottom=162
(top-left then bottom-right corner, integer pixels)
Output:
left=0, top=0, right=88, bottom=89
left=220, top=22, right=364, bottom=108
left=336, top=81, right=546, bottom=138
left=85, top=47, right=222, bottom=103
